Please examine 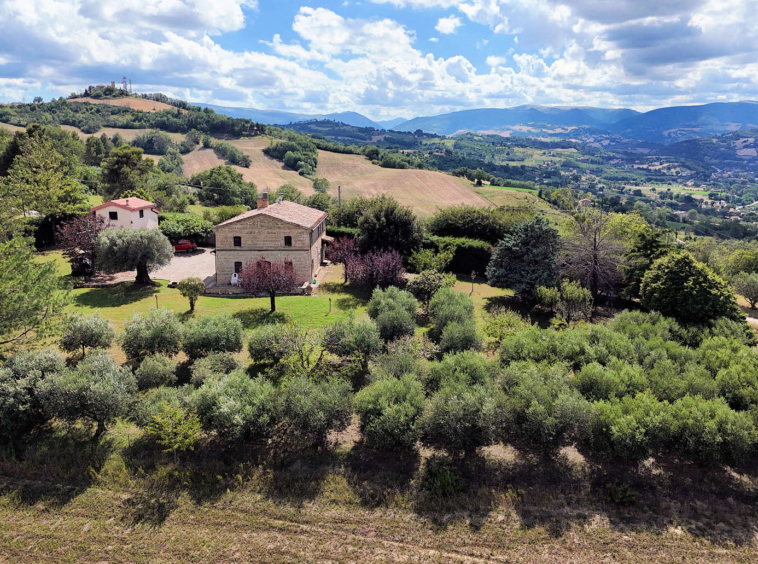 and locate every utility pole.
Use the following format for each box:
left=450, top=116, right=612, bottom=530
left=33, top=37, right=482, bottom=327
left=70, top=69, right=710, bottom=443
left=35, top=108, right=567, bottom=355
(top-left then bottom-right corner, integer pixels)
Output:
left=338, top=185, right=341, bottom=206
